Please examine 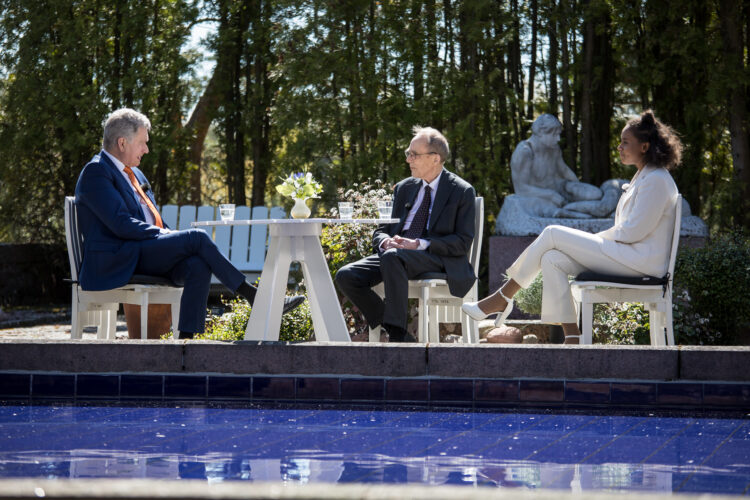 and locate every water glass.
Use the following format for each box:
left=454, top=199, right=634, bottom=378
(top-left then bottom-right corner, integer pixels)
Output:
left=219, top=203, right=235, bottom=221
left=338, top=201, right=354, bottom=219
left=377, top=200, right=393, bottom=219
